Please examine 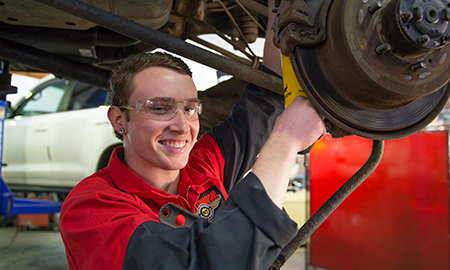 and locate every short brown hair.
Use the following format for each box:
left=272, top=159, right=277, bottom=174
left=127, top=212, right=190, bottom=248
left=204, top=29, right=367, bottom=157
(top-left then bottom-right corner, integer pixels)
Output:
left=109, top=51, right=192, bottom=140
